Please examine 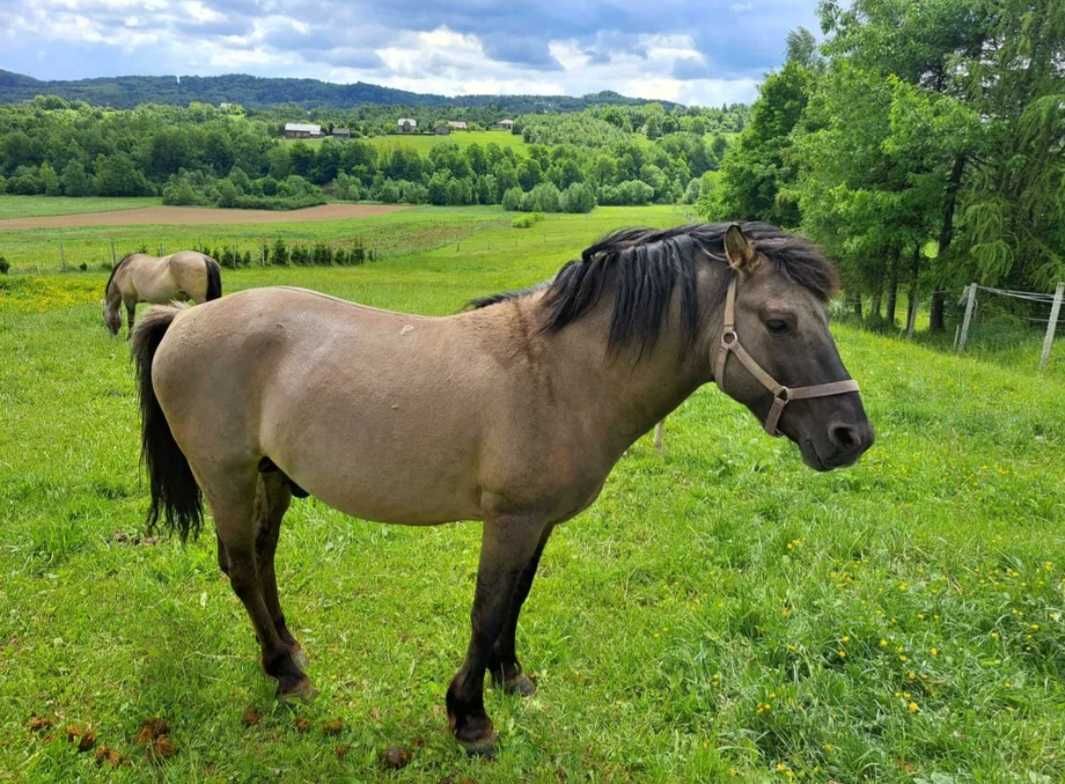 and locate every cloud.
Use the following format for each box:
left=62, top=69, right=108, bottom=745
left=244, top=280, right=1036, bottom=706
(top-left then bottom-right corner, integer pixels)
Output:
left=0, top=0, right=821, bottom=104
